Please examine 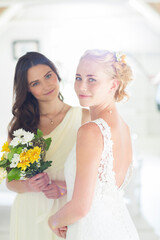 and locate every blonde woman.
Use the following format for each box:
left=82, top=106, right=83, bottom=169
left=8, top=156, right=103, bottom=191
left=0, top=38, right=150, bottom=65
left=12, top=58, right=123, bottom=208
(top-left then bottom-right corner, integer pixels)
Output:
left=48, top=49, right=139, bottom=240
